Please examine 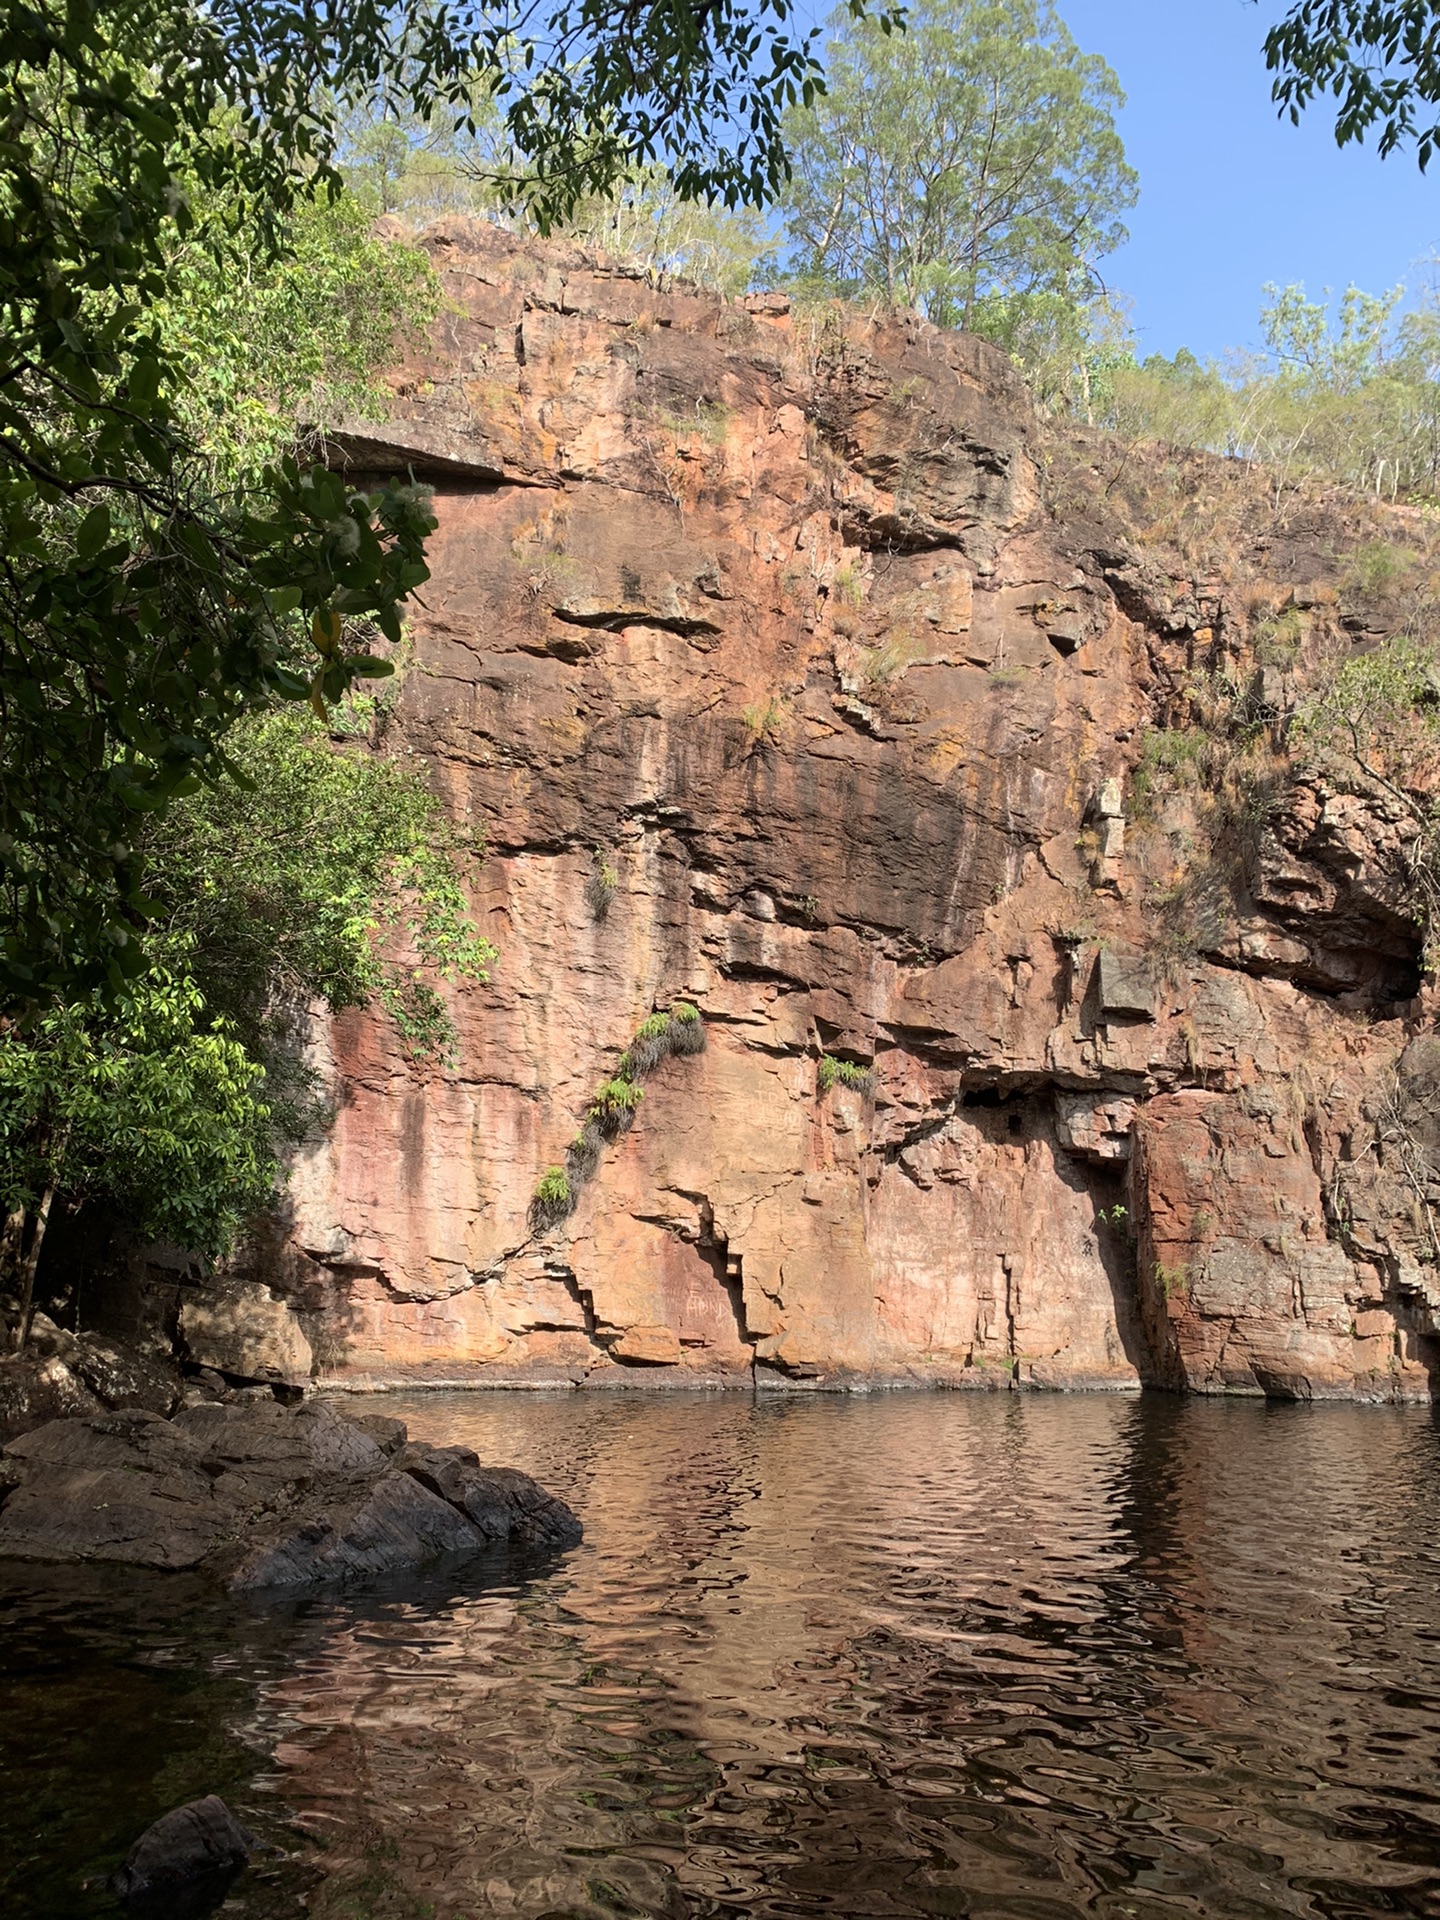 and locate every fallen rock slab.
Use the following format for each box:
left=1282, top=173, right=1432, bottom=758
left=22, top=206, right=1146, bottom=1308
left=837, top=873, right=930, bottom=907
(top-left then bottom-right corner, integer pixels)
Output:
left=112, top=1794, right=255, bottom=1915
left=0, top=1399, right=580, bottom=1589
